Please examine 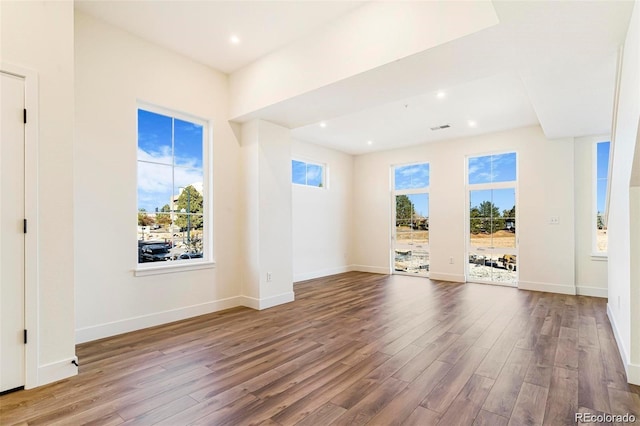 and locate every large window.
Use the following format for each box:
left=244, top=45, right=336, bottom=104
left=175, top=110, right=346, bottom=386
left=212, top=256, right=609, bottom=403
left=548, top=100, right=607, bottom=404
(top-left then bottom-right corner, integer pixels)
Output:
left=467, top=152, right=517, bottom=285
left=137, top=106, right=209, bottom=266
left=393, top=163, right=430, bottom=276
left=594, top=141, right=610, bottom=253
left=292, top=159, right=325, bottom=187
